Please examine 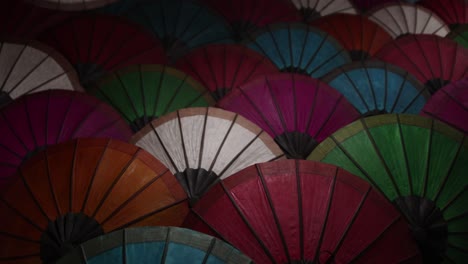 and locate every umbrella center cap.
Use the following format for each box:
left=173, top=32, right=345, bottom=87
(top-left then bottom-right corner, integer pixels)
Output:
left=40, top=212, right=104, bottom=263
left=75, top=63, right=106, bottom=88
left=425, top=78, right=450, bottom=95
left=300, top=8, right=321, bottom=22
left=175, top=168, right=219, bottom=205
left=275, top=131, right=318, bottom=159
left=0, top=91, right=12, bottom=109
left=131, top=116, right=157, bottom=132
left=281, top=66, right=309, bottom=76
left=212, top=88, right=230, bottom=101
